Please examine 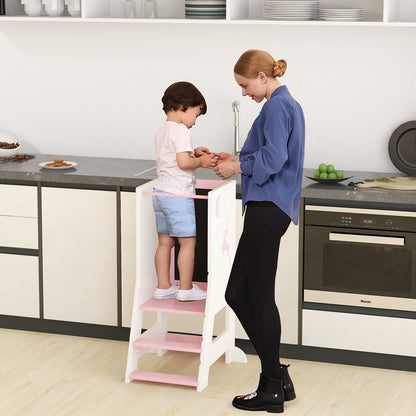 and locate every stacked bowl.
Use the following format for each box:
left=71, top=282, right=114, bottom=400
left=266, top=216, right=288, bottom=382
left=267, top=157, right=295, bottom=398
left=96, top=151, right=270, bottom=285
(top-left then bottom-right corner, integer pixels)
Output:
left=185, top=0, right=226, bottom=20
